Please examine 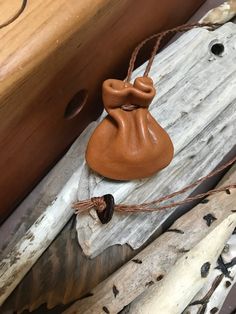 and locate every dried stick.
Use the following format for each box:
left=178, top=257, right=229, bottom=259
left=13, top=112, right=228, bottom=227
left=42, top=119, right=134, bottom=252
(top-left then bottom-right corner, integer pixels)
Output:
left=64, top=165, right=236, bottom=314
